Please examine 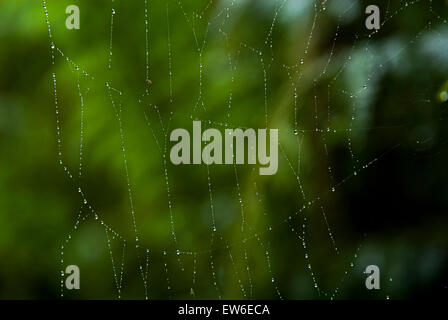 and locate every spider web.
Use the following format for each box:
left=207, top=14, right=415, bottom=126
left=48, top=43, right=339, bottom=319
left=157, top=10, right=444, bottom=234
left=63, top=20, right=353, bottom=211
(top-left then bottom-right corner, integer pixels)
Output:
left=41, top=0, right=447, bottom=299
